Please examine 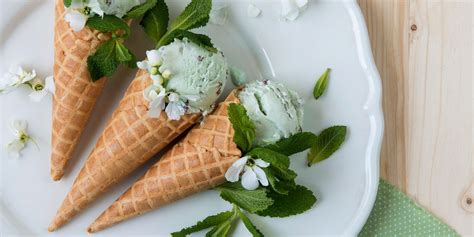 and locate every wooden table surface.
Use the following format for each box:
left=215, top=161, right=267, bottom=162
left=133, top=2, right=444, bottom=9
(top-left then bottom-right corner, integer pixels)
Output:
left=358, top=0, right=473, bottom=235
